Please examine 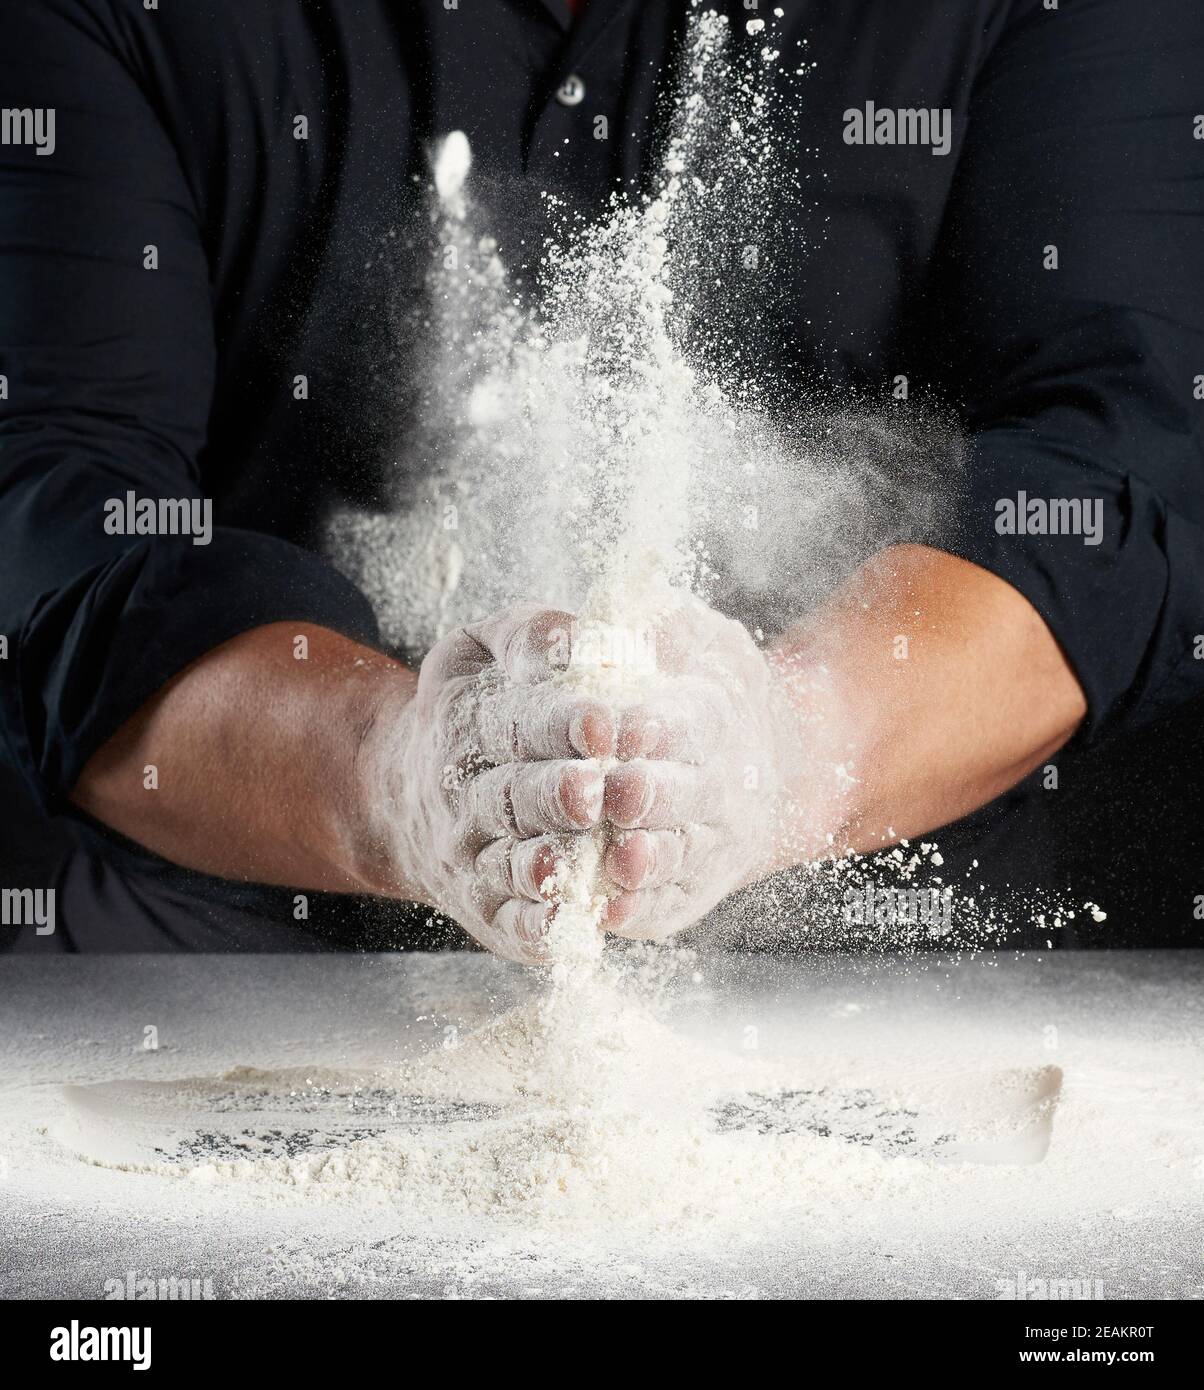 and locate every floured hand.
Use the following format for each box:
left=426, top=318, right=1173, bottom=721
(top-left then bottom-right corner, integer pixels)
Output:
left=359, top=603, right=615, bottom=963
left=600, top=593, right=792, bottom=941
